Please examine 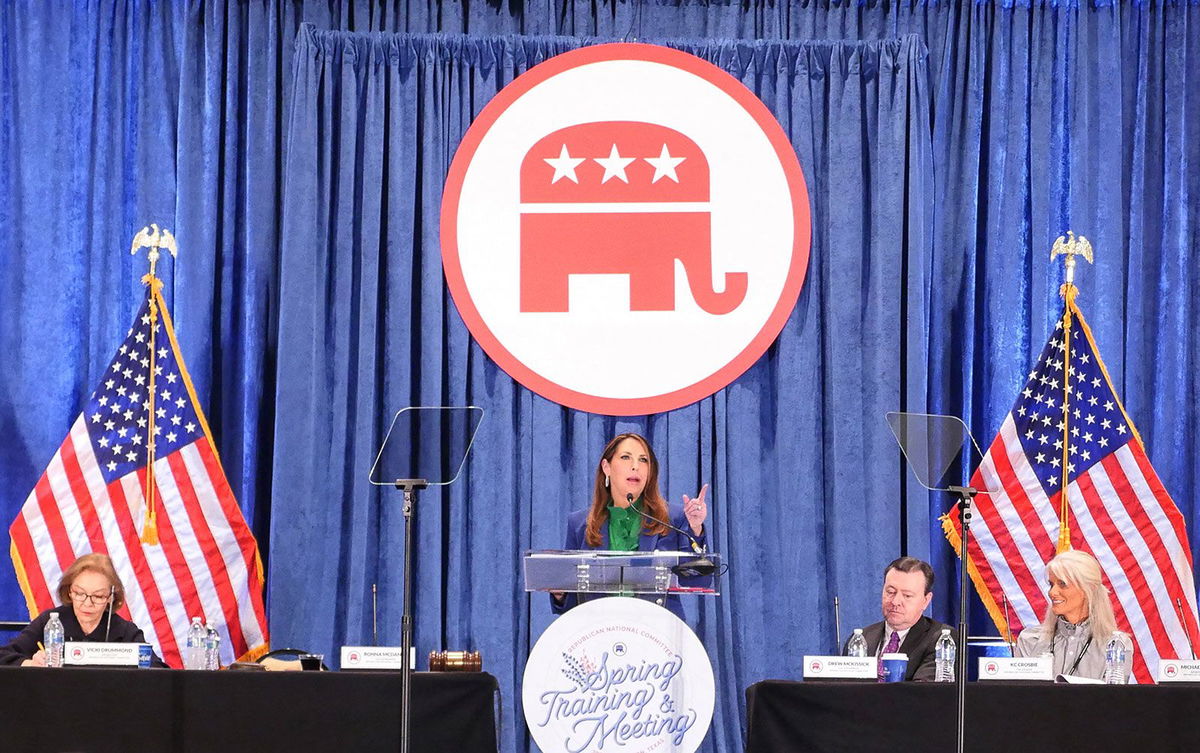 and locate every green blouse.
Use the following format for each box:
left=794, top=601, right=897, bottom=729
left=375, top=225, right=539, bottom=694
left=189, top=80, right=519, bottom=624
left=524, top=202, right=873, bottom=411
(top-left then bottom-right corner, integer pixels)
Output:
left=606, top=497, right=644, bottom=551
